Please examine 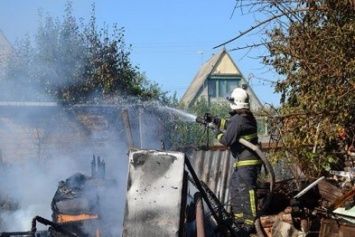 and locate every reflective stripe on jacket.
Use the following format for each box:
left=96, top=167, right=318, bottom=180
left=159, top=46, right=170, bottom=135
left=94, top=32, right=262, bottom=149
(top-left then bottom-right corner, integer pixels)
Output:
left=216, top=111, right=259, bottom=161
left=233, top=159, right=263, bottom=168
